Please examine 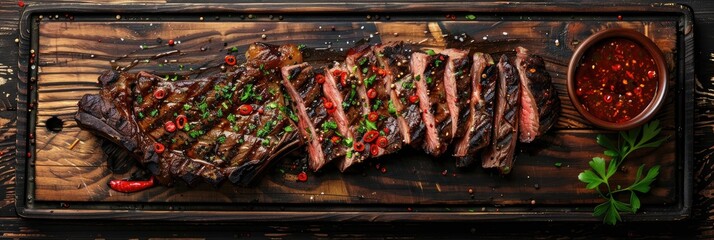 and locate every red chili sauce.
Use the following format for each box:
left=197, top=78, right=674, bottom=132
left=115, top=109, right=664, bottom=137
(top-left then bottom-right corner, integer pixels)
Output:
left=575, top=38, right=658, bottom=123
